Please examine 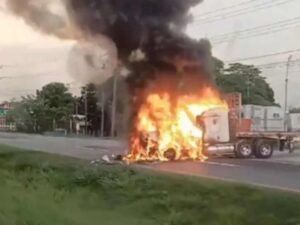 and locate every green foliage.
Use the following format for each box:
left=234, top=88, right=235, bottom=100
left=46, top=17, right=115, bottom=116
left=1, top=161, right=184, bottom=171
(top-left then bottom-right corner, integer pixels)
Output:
left=215, top=60, right=276, bottom=106
left=6, top=95, right=43, bottom=132
left=77, top=77, right=129, bottom=136
left=0, top=145, right=300, bottom=225
left=37, top=83, right=74, bottom=128
left=290, top=107, right=300, bottom=113
left=8, top=83, right=74, bottom=133
left=77, top=83, right=104, bottom=136
left=212, top=57, right=225, bottom=79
